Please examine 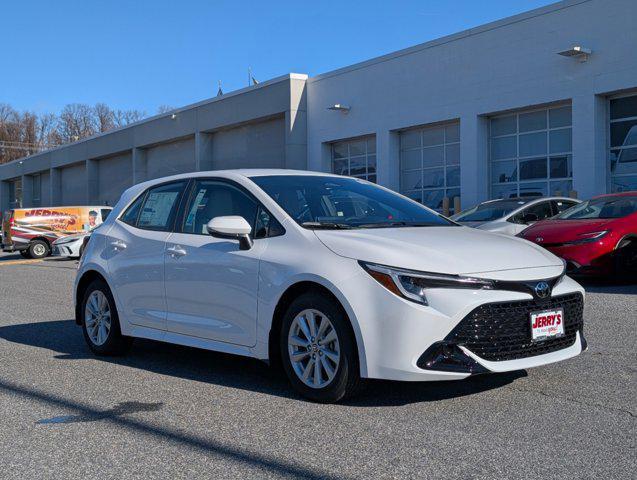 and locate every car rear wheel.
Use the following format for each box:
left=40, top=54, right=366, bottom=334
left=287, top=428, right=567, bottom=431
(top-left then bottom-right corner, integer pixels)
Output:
left=81, top=279, right=131, bottom=355
left=280, top=292, right=361, bottom=403
left=28, top=240, right=50, bottom=259
left=614, top=239, right=637, bottom=278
